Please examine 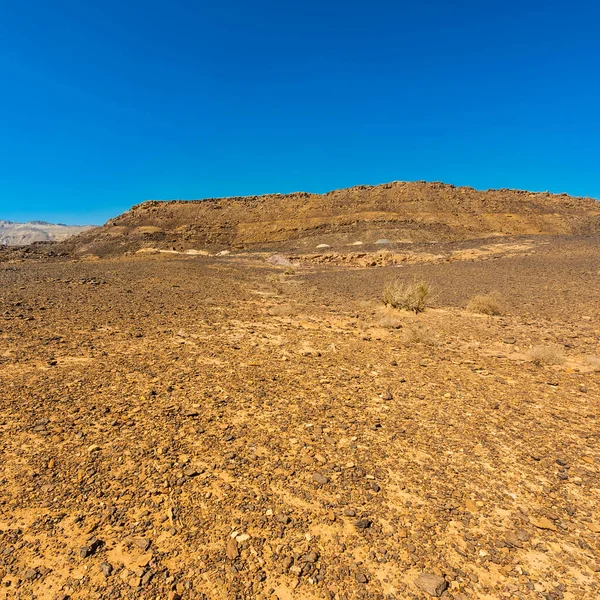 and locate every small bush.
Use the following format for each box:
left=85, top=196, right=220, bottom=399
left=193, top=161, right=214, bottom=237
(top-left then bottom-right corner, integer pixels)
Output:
left=383, top=279, right=431, bottom=313
left=467, top=293, right=504, bottom=316
left=529, top=345, right=565, bottom=366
